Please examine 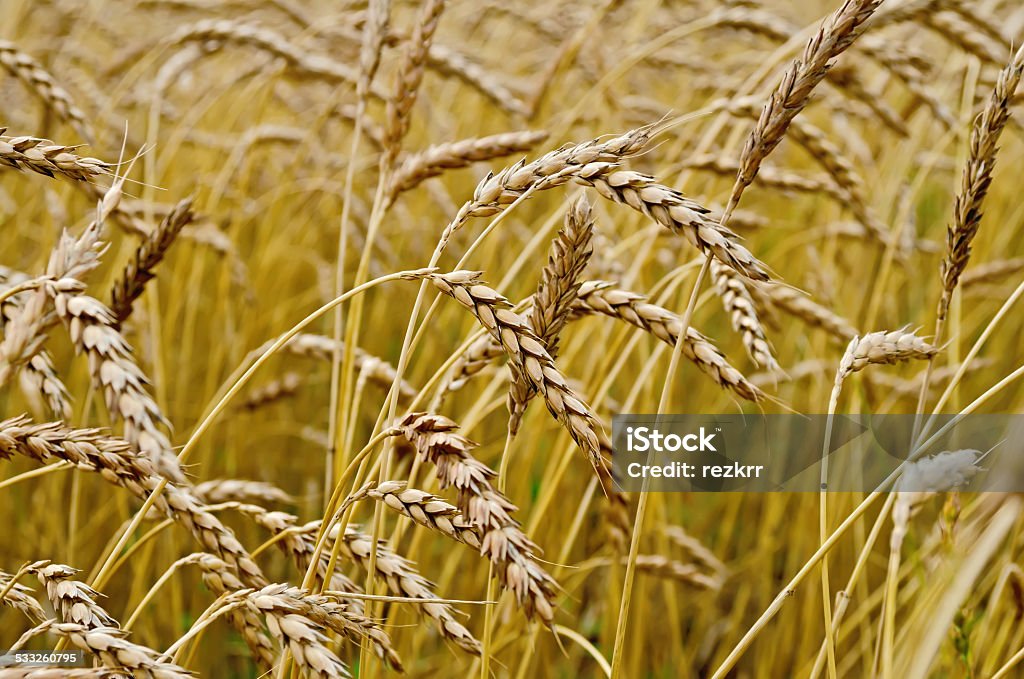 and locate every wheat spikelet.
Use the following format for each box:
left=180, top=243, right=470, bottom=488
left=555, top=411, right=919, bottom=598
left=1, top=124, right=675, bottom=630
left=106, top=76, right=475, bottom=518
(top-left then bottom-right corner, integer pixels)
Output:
left=0, top=570, right=47, bottom=624
left=0, top=669, right=122, bottom=678
left=725, top=0, right=883, bottom=220
left=583, top=169, right=770, bottom=280
left=438, top=125, right=655, bottom=249
left=0, top=131, right=108, bottom=182
left=27, top=563, right=118, bottom=630
left=679, top=153, right=844, bottom=199
left=166, top=20, right=376, bottom=93
left=709, top=259, right=778, bottom=369
left=346, top=480, right=482, bottom=548
left=315, top=522, right=483, bottom=654
left=0, top=42, right=93, bottom=141
left=629, top=555, right=723, bottom=589
left=570, top=281, right=764, bottom=401
left=45, top=622, right=193, bottom=678
left=508, top=195, right=595, bottom=432
left=387, top=130, right=549, bottom=203
left=246, top=583, right=402, bottom=674
left=753, top=282, right=859, bottom=341
left=427, top=44, right=529, bottom=117
left=192, top=479, right=294, bottom=506
left=430, top=270, right=606, bottom=473
left=0, top=417, right=266, bottom=591
left=47, top=279, right=186, bottom=484
left=398, top=412, right=559, bottom=623
left=837, top=329, right=938, bottom=380
left=109, top=197, right=194, bottom=326
left=239, top=372, right=303, bottom=410
left=268, top=333, right=417, bottom=404
left=188, top=553, right=276, bottom=669
left=961, top=258, right=1024, bottom=288
left=939, top=44, right=1024, bottom=321
left=0, top=187, right=120, bottom=391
